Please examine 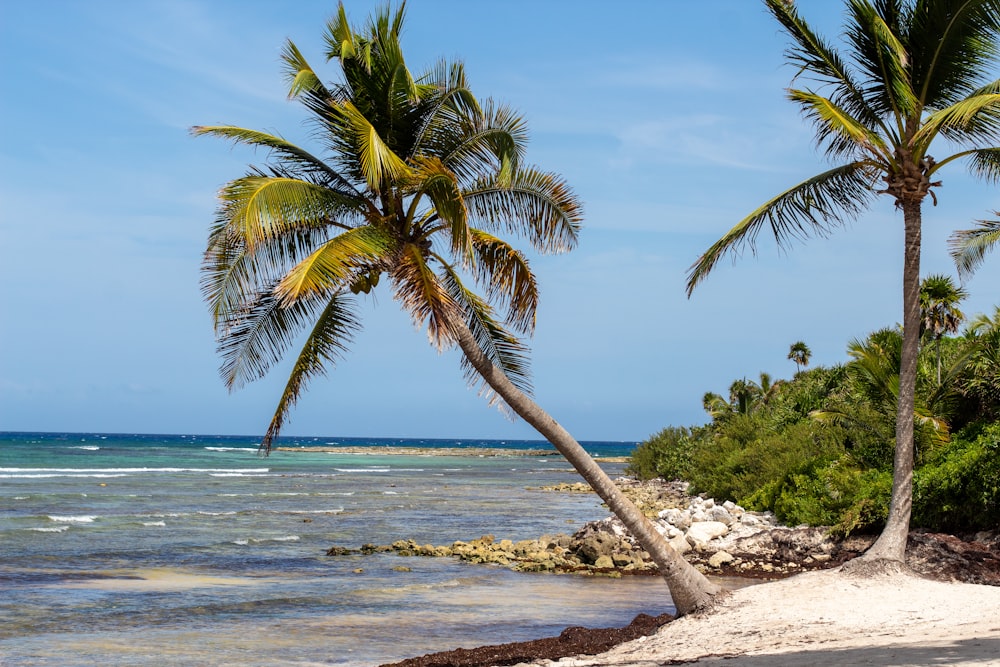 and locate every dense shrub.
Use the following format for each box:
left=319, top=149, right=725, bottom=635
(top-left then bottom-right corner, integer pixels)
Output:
left=625, top=426, right=701, bottom=481
left=629, top=312, right=998, bottom=536
left=913, top=422, right=1000, bottom=532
